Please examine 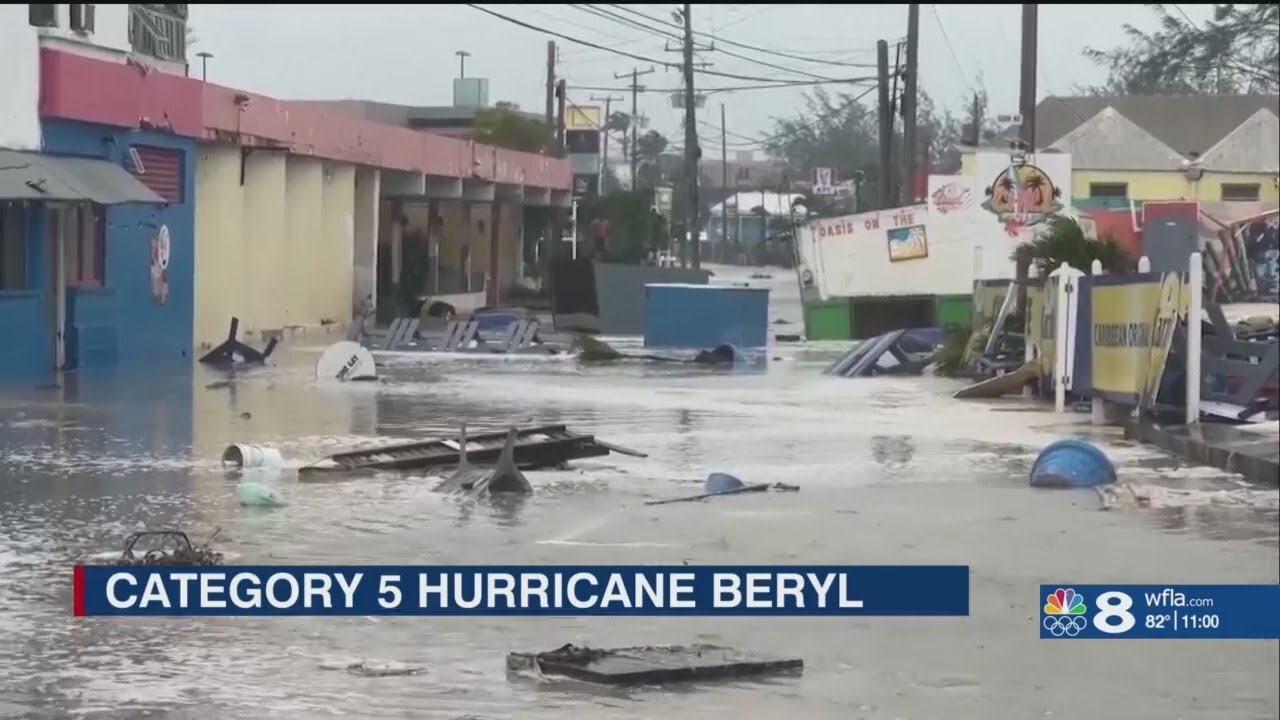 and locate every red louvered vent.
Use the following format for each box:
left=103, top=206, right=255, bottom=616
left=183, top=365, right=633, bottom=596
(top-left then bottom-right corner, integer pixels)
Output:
left=127, top=145, right=184, bottom=203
